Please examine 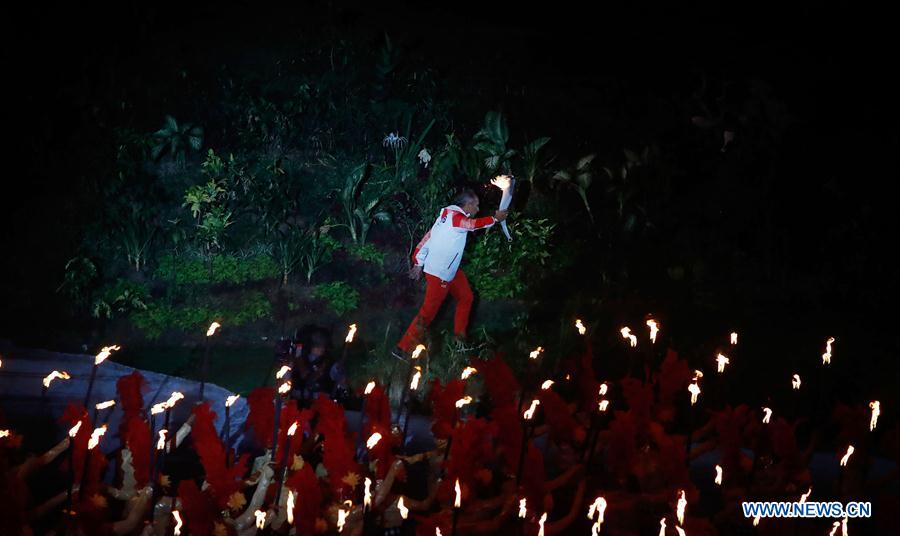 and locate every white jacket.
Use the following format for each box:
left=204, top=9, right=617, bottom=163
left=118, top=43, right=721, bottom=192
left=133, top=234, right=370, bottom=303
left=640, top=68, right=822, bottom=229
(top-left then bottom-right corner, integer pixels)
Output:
left=413, top=205, right=497, bottom=282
